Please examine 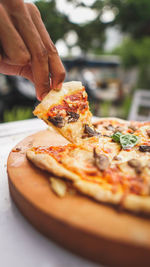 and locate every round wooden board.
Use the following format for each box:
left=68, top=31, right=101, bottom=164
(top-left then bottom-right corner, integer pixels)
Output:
left=7, top=128, right=150, bottom=266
